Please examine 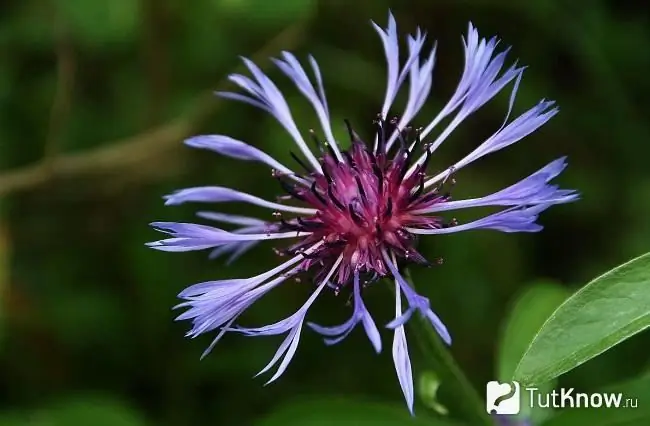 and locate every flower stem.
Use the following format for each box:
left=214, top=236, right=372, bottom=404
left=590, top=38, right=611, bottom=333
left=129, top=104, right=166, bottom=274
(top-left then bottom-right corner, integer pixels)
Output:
left=403, top=270, right=494, bottom=426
